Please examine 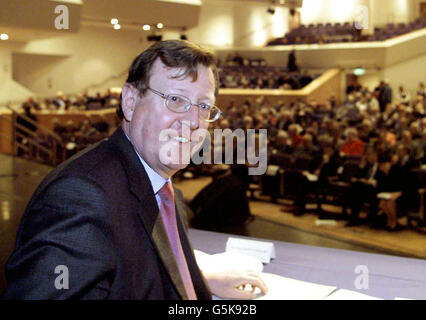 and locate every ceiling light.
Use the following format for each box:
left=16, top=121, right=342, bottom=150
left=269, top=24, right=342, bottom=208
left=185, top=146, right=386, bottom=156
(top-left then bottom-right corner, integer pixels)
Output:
left=157, top=23, right=164, bottom=29
left=143, top=24, right=151, bottom=31
left=110, top=18, right=118, bottom=25
left=114, top=24, right=121, bottom=30
left=0, top=33, right=8, bottom=40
